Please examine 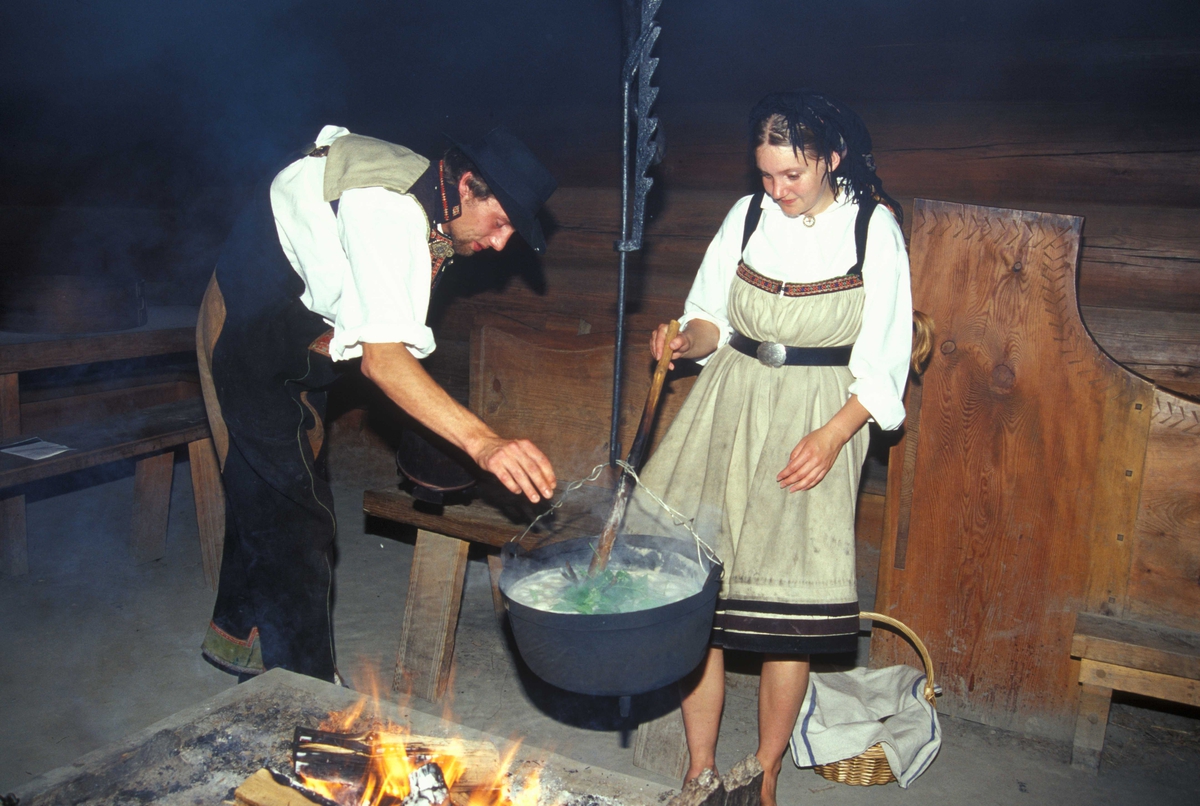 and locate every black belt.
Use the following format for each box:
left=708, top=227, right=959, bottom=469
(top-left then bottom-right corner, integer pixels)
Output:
left=729, top=332, right=853, bottom=368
